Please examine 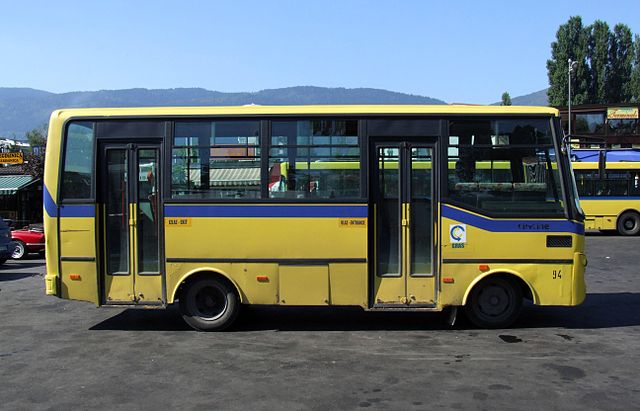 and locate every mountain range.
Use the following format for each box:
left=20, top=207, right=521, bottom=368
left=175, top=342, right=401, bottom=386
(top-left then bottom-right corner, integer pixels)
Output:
left=0, top=86, right=548, bottom=138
